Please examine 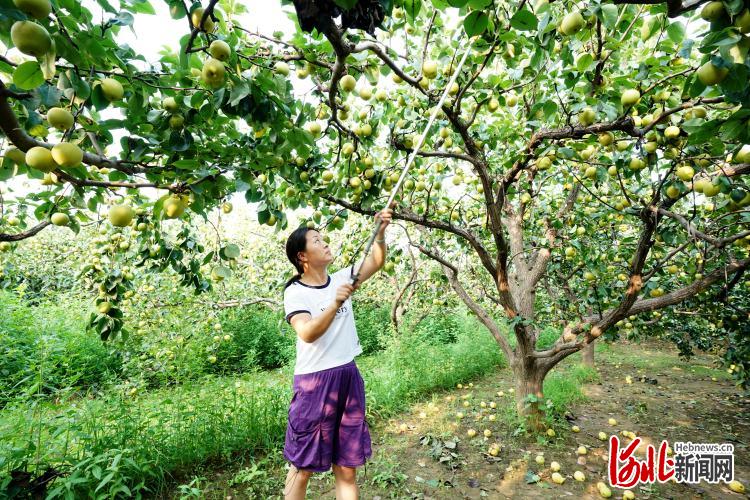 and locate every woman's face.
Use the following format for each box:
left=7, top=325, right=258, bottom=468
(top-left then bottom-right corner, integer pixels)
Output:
left=298, top=230, right=332, bottom=268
